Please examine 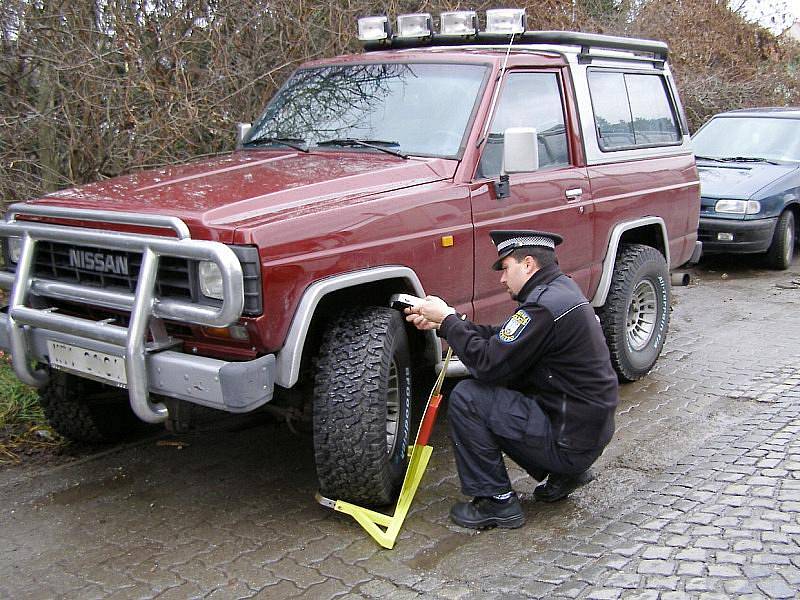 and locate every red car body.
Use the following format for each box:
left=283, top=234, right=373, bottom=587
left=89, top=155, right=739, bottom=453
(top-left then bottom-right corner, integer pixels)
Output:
left=22, top=48, right=698, bottom=365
